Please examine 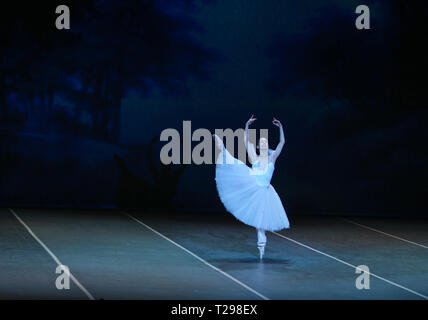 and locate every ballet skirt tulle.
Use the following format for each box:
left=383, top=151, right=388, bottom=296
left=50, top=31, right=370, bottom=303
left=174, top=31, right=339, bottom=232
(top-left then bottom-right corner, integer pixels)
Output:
left=214, top=143, right=289, bottom=231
